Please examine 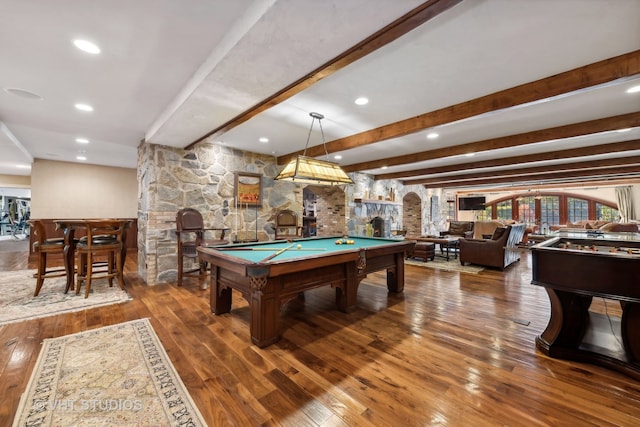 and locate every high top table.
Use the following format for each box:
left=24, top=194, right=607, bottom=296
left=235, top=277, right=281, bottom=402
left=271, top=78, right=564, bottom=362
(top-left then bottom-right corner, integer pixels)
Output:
left=54, top=219, right=132, bottom=292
